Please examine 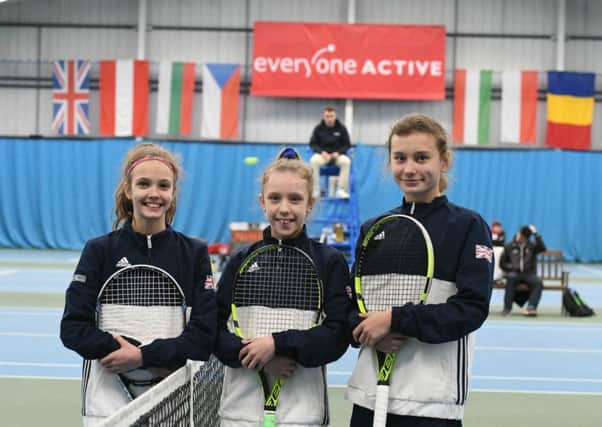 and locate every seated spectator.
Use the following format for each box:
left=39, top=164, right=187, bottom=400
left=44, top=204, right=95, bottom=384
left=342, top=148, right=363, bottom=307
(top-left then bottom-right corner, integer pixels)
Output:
left=309, top=106, right=351, bottom=199
left=499, top=225, right=546, bottom=316
left=491, top=220, right=506, bottom=246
